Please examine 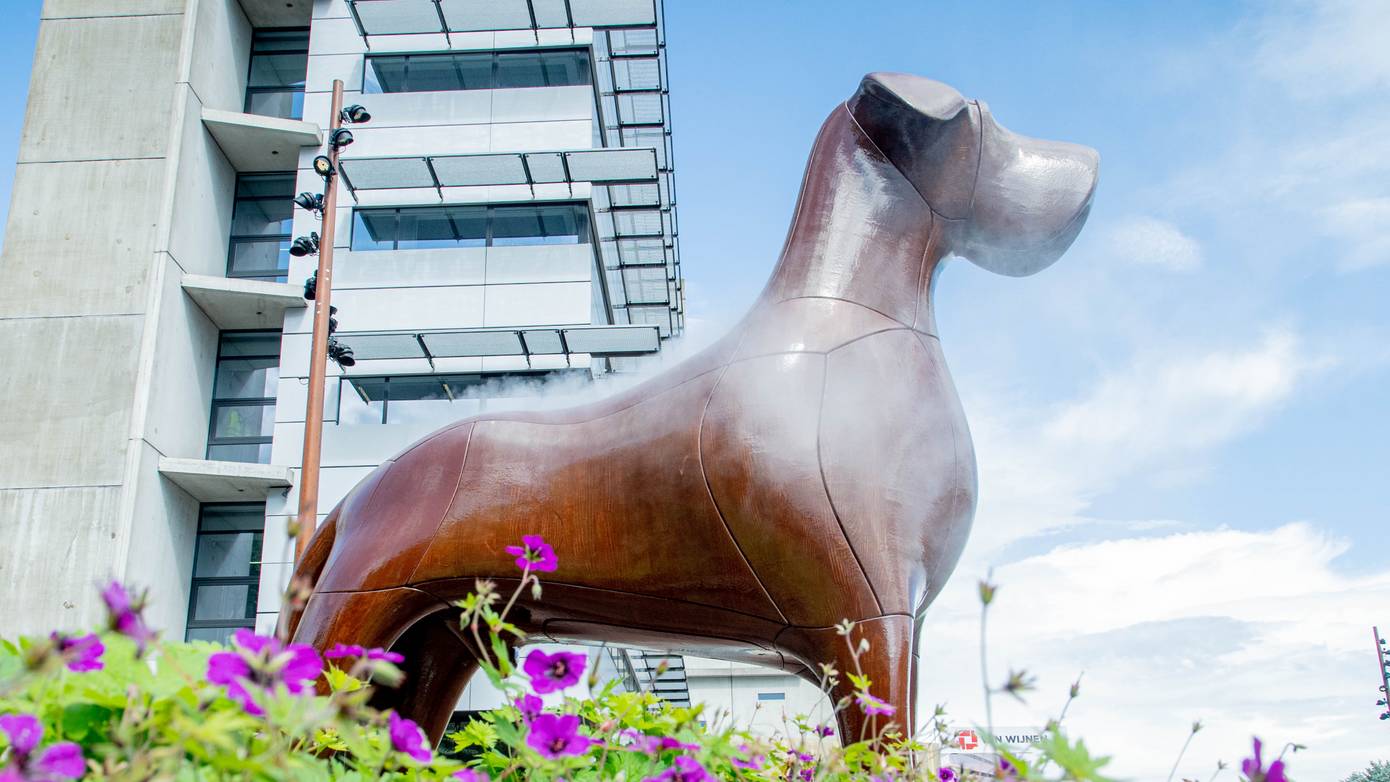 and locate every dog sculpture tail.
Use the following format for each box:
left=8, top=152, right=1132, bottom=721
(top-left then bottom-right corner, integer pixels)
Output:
left=278, top=503, right=340, bottom=640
